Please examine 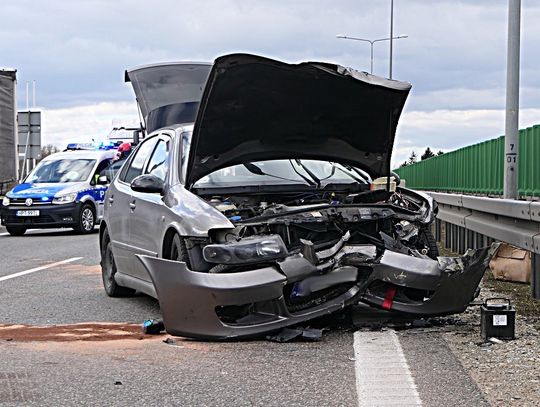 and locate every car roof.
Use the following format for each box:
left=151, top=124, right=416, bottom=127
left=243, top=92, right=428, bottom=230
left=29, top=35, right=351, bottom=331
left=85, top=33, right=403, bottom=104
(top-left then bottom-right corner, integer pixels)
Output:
left=42, top=150, right=116, bottom=161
